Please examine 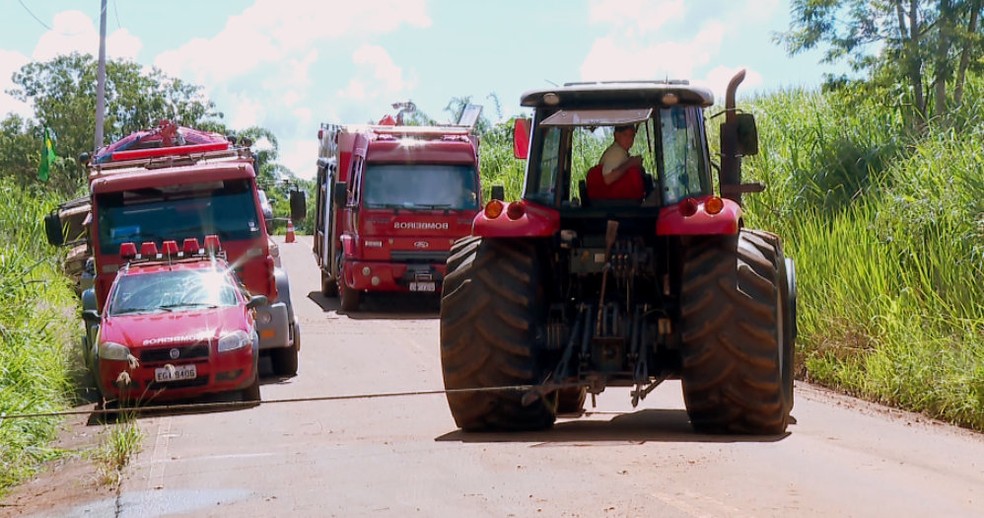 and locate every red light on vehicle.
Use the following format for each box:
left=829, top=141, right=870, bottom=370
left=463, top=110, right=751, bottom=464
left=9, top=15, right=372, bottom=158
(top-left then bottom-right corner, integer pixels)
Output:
left=318, top=129, right=324, bottom=140
left=120, top=242, right=137, bottom=260
left=705, top=196, right=724, bottom=215
left=182, top=238, right=201, bottom=254
left=140, top=242, right=159, bottom=257
left=484, top=200, right=504, bottom=219
left=161, top=240, right=179, bottom=256
left=204, top=234, right=222, bottom=254
left=679, top=198, right=699, bottom=217
left=506, top=201, right=526, bottom=220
